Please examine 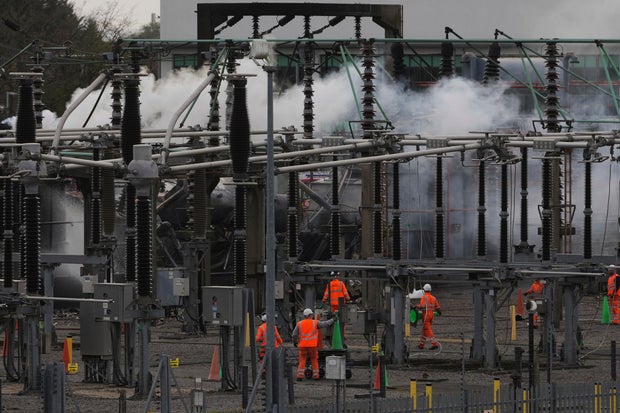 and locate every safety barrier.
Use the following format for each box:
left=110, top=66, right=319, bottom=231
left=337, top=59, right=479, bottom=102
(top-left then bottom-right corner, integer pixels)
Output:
left=285, top=379, right=619, bottom=413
